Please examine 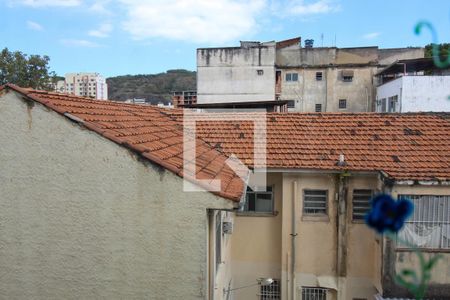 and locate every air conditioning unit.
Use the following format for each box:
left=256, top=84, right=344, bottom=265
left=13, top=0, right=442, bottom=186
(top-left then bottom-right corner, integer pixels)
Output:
left=222, top=221, right=233, bottom=234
